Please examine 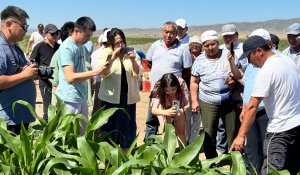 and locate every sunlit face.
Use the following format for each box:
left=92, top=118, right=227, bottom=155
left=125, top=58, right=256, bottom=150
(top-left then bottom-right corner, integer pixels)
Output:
left=189, top=42, right=202, bottom=57
left=177, top=26, right=187, bottom=39
left=222, top=33, right=238, bottom=49
left=203, top=40, right=219, bottom=57
left=287, top=34, right=300, bottom=47
left=46, top=31, right=59, bottom=42
left=75, top=29, right=93, bottom=45
left=247, top=49, right=261, bottom=67
left=113, top=34, right=125, bottom=49
left=8, top=18, right=28, bottom=42
left=162, top=24, right=177, bottom=46
left=164, top=86, right=177, bottom=96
